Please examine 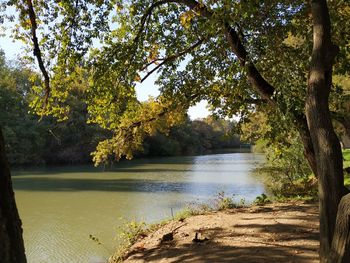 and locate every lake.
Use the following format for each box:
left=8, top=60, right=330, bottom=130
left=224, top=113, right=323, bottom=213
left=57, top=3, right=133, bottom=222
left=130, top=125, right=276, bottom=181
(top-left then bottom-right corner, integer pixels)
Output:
left=12, top=152, right=265, bottom=263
